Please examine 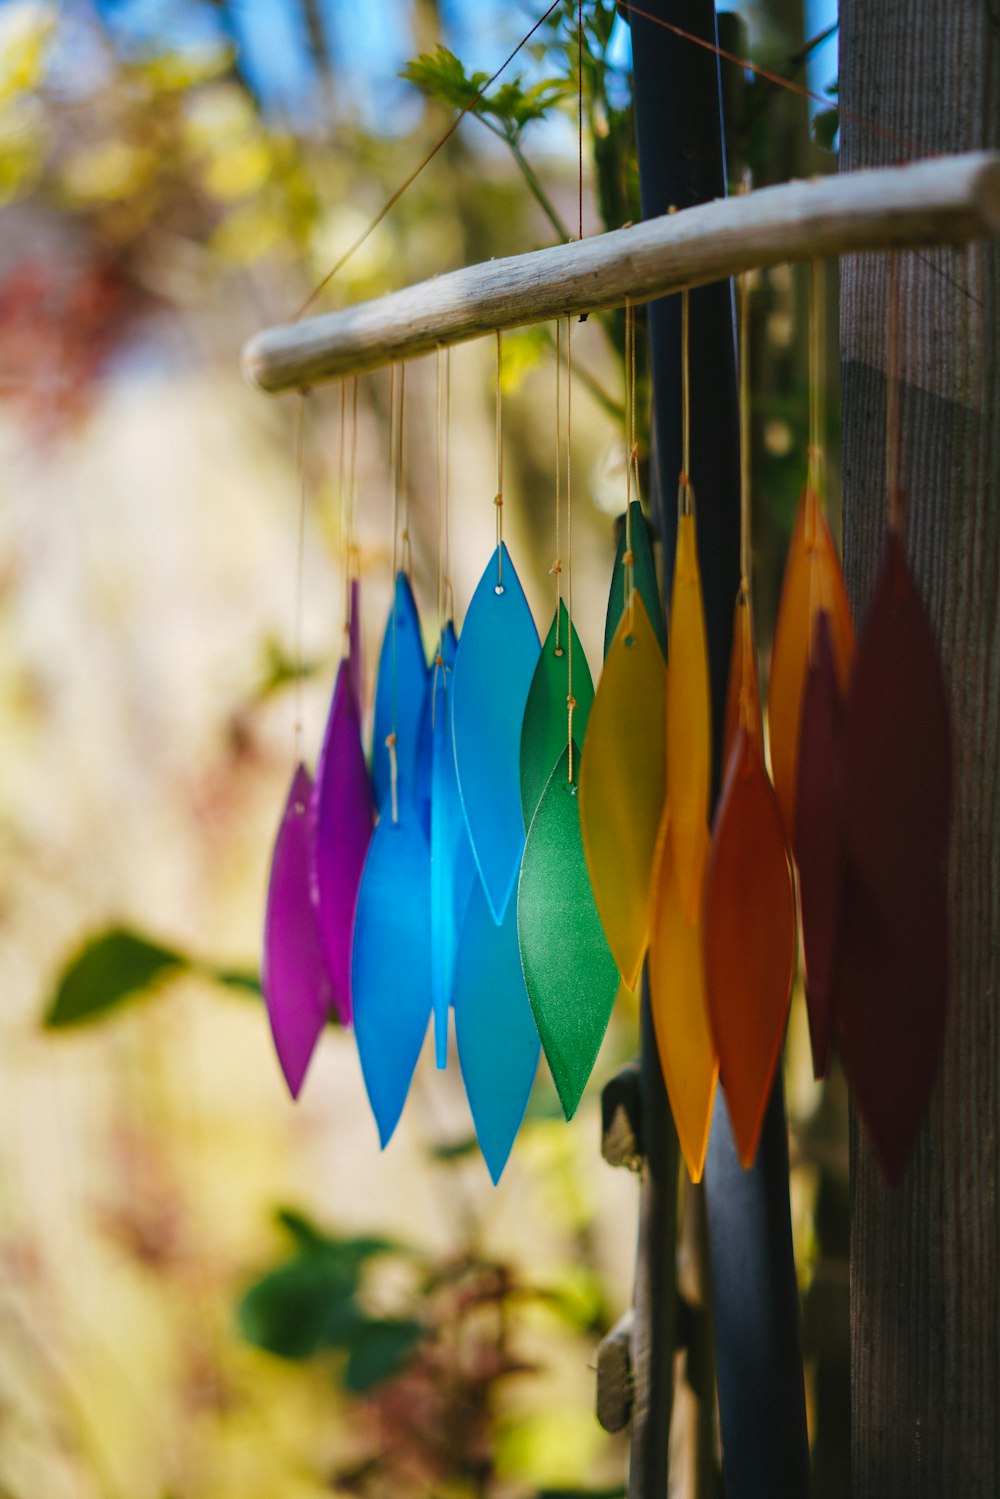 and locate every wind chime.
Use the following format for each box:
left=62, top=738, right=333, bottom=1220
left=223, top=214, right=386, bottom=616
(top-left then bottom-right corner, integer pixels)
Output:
left=258, top=189, right=961, bottom=1187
